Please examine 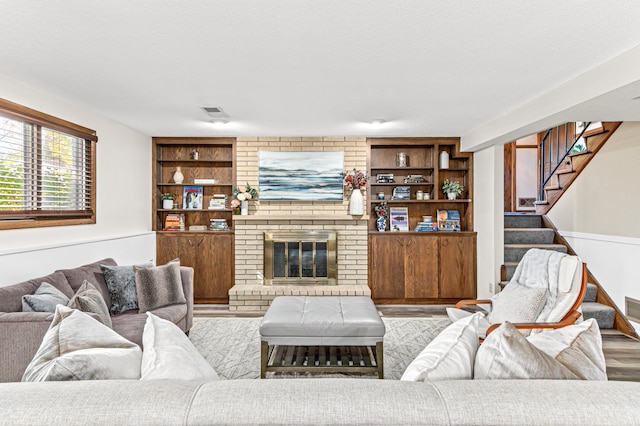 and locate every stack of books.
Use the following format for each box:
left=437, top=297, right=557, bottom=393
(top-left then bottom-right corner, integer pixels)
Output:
left=209, top=219, right=229, bottom=231
left=208, top=194, right=227, bottom=210
left=414, top=216, right=437, bottom=232
left=163, top=213, right=185, bottom=231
